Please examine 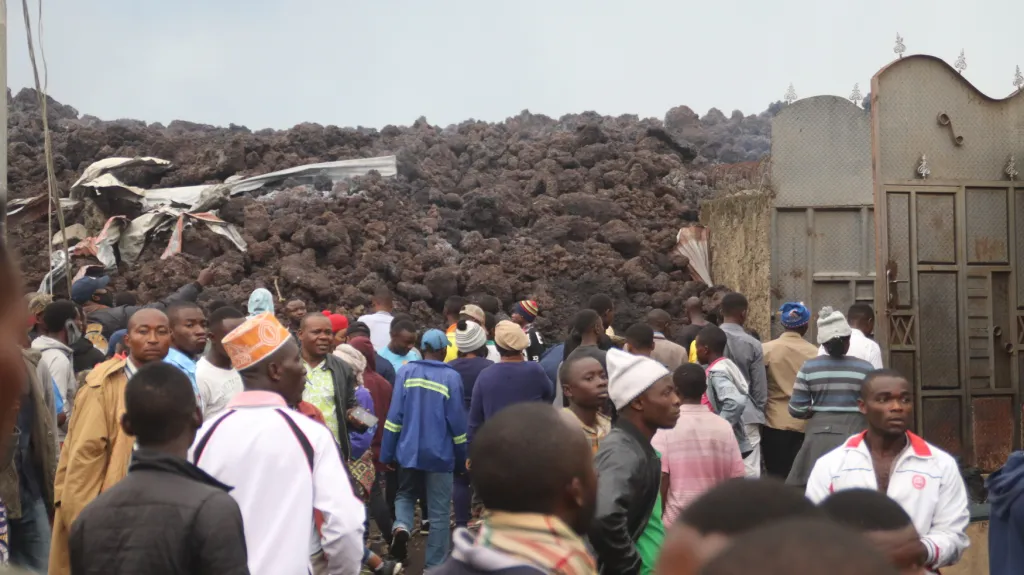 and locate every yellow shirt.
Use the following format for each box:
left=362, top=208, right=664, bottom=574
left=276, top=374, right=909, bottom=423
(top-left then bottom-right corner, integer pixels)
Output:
left=689, top=340, right=698, bottom=363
